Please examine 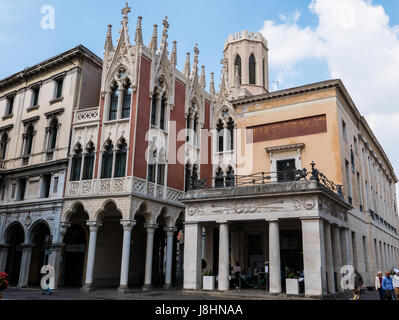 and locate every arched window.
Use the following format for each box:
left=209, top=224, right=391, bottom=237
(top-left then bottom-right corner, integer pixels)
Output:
left=151, top=91, right=158, bottom=126
left=24, top=125, right=34, bottom=156
left=0, top=133, right=8, bottom=160
left=101, top=140, right=114, bottom=179
left=215, top=167, right=224, bottom=188
left=225, top=166, right=235, bottom=187
left=122, top=81, right=132, bottom=119
left=249, top=54, right=256, bottom=85
left=227, top=117, right=234, bottom=151
left=114, top=139, right=127, bottom=178
left=147, top=148, right=157, bottom=183
left=109, top=85, right=119, bottom=121
left=160, top=93, right=167, bottom=130
left=70, top=143, right=82, bottom=181
left=47, top=119, right=58, bottom=150
left=185, top=163, right=191, bottom=192
left=234, top=55, right=242, bottom=84
left=217, top=119, right=224, bottom=152
left=82, top=142, right=95, bottom=180
left=157, top=149, right=166, bottom=186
